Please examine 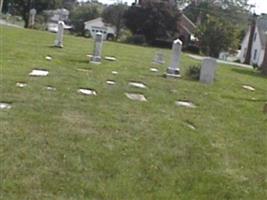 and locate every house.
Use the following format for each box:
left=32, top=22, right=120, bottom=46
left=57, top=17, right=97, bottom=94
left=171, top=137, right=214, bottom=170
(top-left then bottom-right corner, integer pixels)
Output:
left=84, top=18, right=116, bottom=40
left=134, top=0, right=196, bottom=46
left=240, top=14, right=267, bottom=67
